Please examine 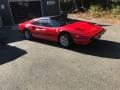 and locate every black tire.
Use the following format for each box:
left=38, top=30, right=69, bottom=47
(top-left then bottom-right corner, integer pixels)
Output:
left=24, top=29, right=32, bottom=40
left=59, top=33, right=73, bottom=48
